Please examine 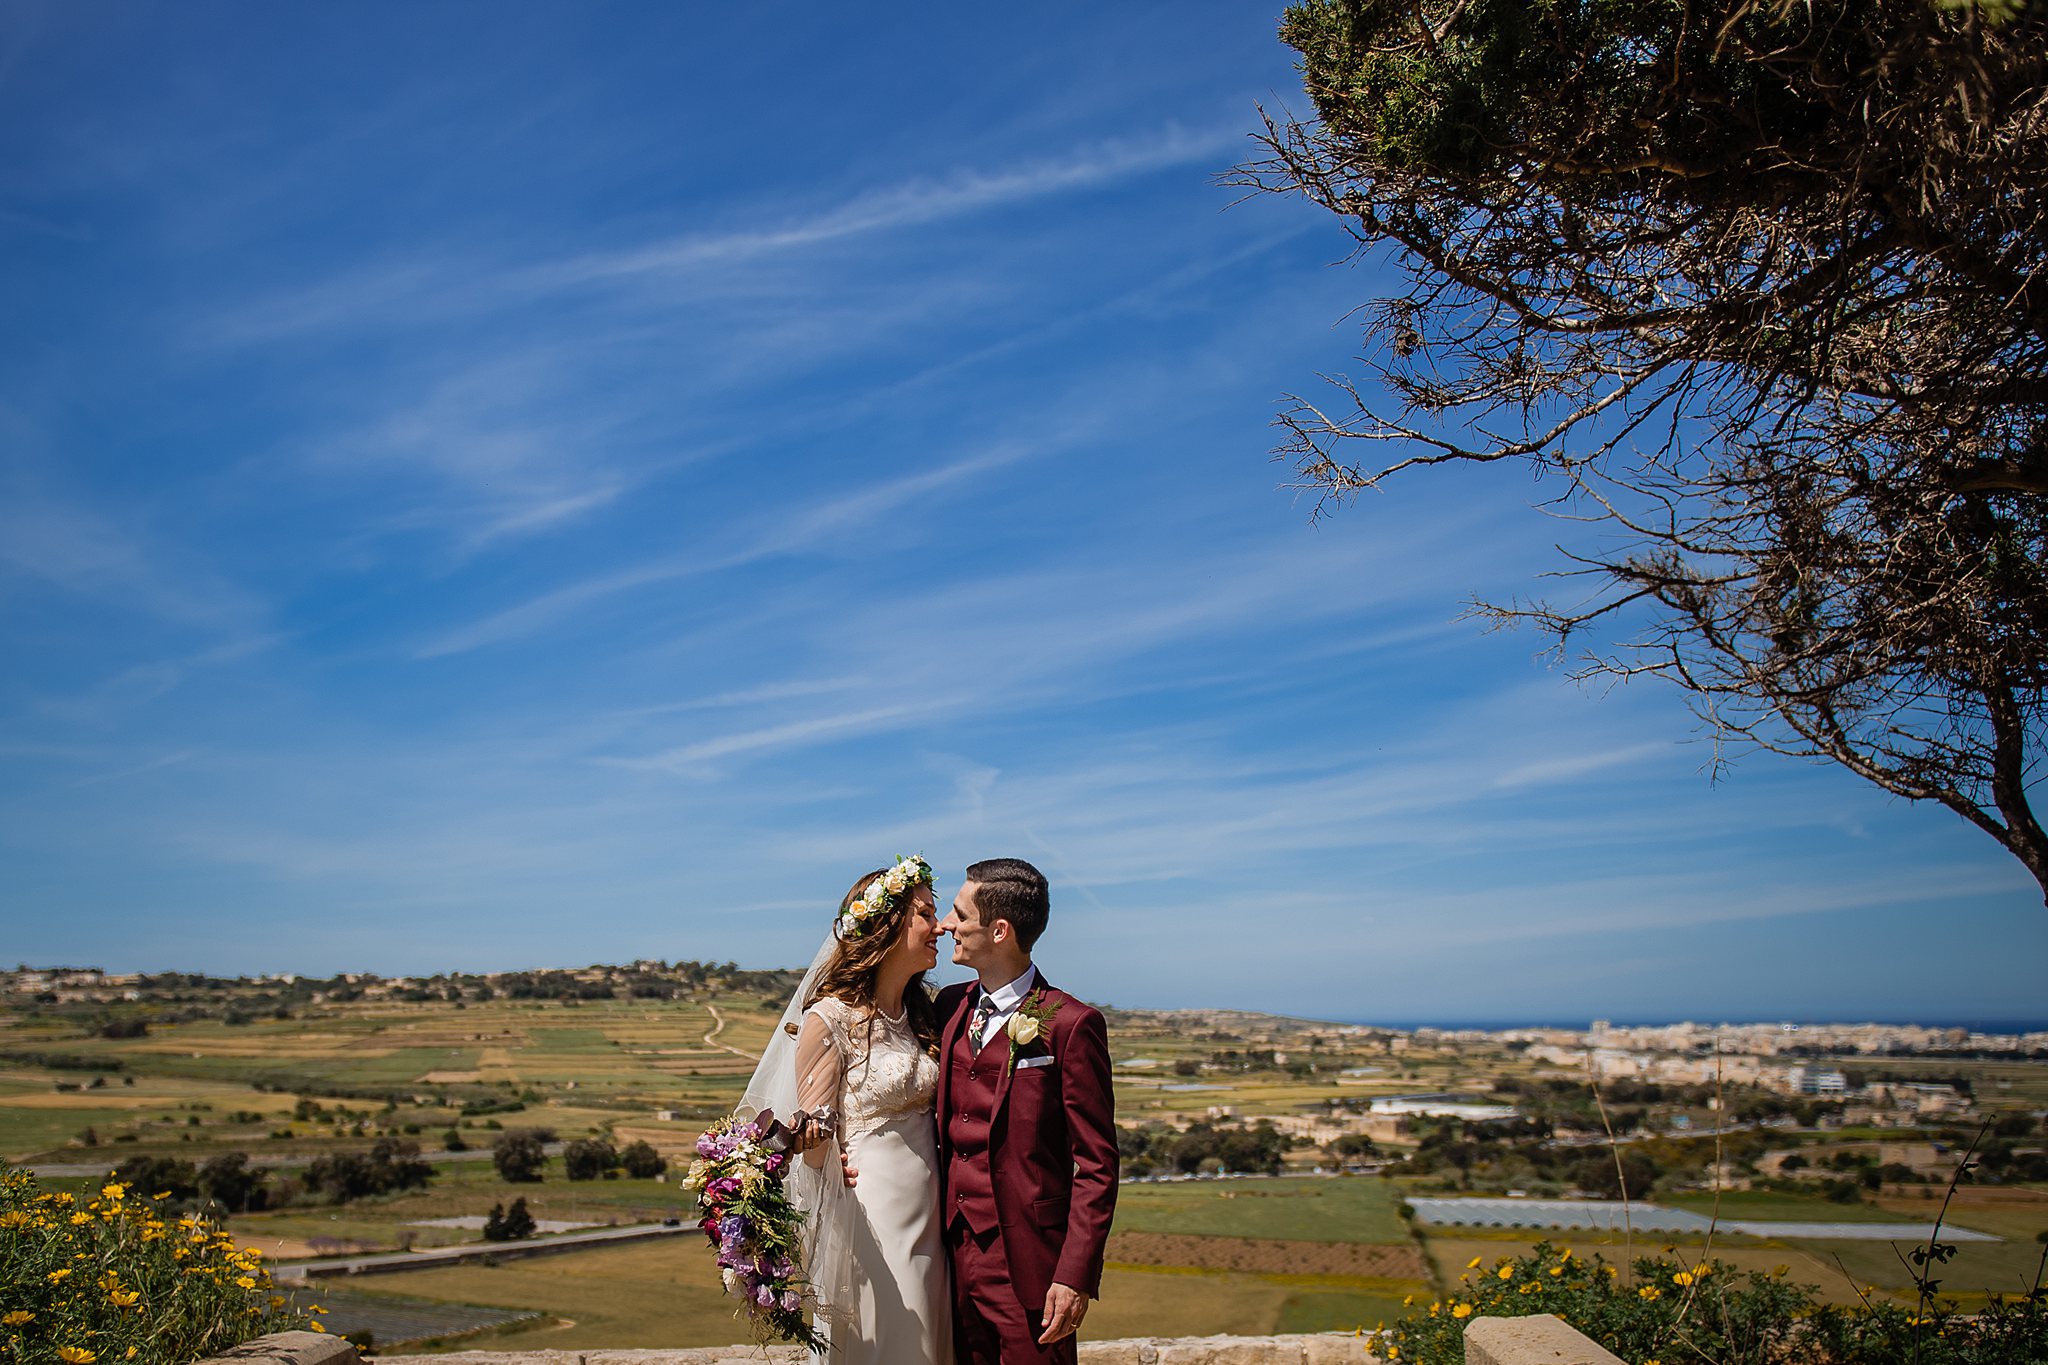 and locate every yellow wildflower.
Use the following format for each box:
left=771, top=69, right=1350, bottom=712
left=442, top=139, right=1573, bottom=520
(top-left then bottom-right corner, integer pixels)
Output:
left=306, top=1305, right=327, bottom=1315
left=1401, top=1295, right=1414, bottom=1307
left=1559, top=1248, right=1573, bottom=1261
left=2, top=1312, right=33, bottom=1327
left=58, top=1348, right=97, bottom=1364
left=102, top=1182, right=128, bottom=1199
left=127, top=1350, right=138, bottom=1360
left=1466, top=1256, right=1483, bottom=1269
left=1674, top=1271, right=1694, bottom=1287
left=1639, top=1286, right=1661, bottom=1301
left=70, top=1212, right=93, bottom=1226
left=236, top=1276, right=257, bottom=1290
left=1550, top=1265, right=1566, bottom=1277
left=1498, top=1265, right=1514, bottom=1281
left=1386, top=1349, right=1399, bottom=1361
left=1695, top=1263, right=1712, bottom=1277
left=48, top=1269, right=72, bottom=1283
left=1451, top=1303, right=1473, bottom=1319
left=0, top=1210, right=29, bottom=1228
left=308, top=1323, right=327, bottom=1334
left=109, top=1290, right=139, bottom=1308
left=1771, top=1264, right=1790, bottom=1277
